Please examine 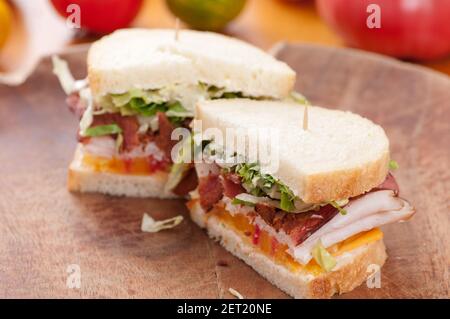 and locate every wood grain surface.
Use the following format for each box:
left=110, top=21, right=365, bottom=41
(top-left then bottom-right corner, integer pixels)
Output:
left=0, top=43, right=449, bottom=298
